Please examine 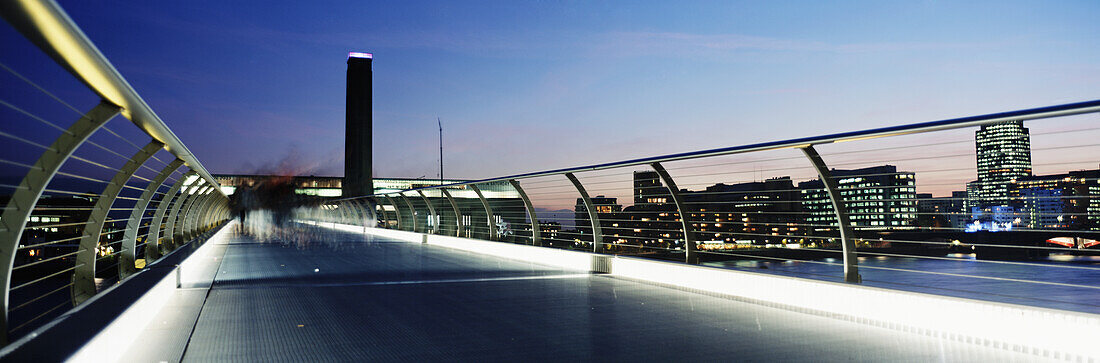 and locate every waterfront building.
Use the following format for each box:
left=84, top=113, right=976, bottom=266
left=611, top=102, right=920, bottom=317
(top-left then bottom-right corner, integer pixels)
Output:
left=799, top=165, right=918, bottom=230
left=966, top=121, right=1032, bottom=210
left=575, top=195, right=622, bottom=238
left=1014, top=168, right=1100, bottom=230
left=685, top=177, right=803, bottom=245
left=915, top=191, right=969, bottom=229
left=626, top=171, right=683, bottom=248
